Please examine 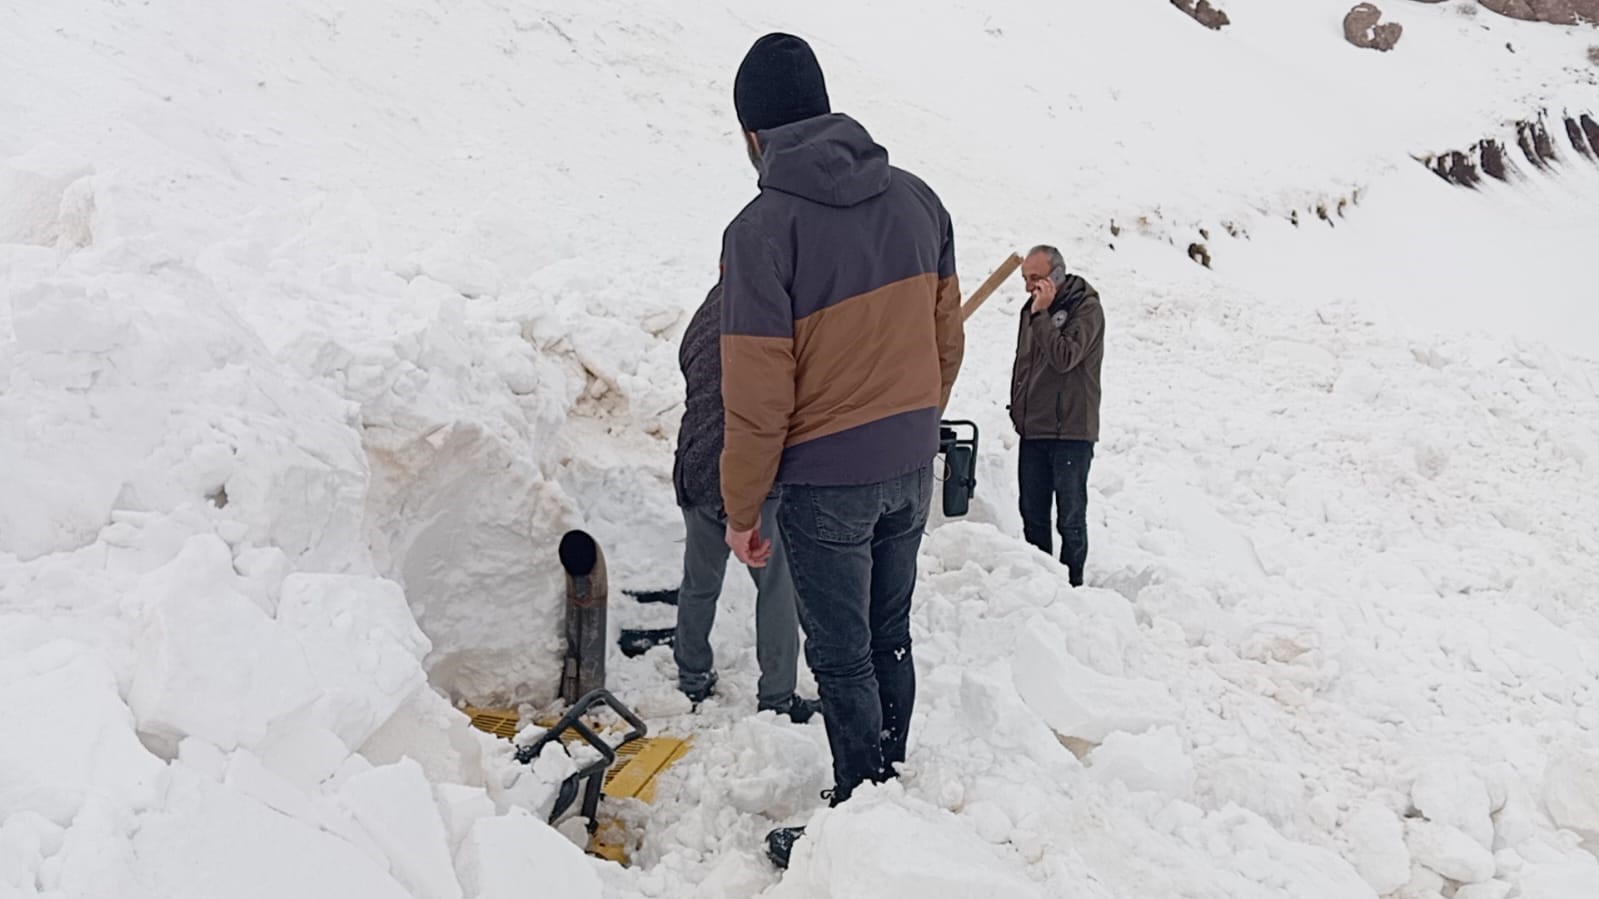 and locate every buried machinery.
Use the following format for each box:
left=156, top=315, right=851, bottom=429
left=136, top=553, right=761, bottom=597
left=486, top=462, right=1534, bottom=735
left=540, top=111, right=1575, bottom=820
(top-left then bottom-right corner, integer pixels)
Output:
left=464, top=530, right=690, bottom=864
left=465, top=452, right=979, bottom=863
